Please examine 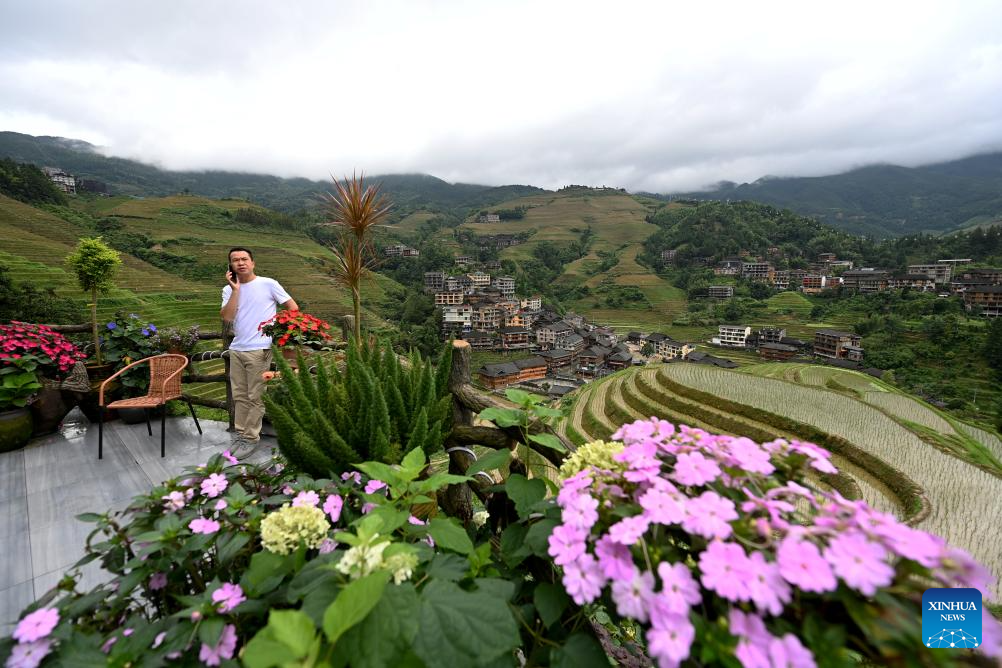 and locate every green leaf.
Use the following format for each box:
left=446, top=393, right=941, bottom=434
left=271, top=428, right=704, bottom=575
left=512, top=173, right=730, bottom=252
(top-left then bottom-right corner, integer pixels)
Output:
left=525, top=518, right=560, bottom=557
left=242, top=550, right=293, bottom=597
left=322, top=570, right=391, bottom=645
left=533, top=583, right=570, bottom=628
left=528, top=432, right=568, bottom=453
left=216, top=531, right=251, bottom=564
left=478, top=407, right=524, bottom=428
left=426, top=553, right=468, bottom=582
left=268, top=609, right=316, bottom=658
left=466, top=448, right=512, bottom=475
left=75, top=512, right=104, bottom=523
left=413, top=580, right=520, bottom=668
left=505, top=474, right=546, bottom=519
left=339, top=584, right=421, bottom=668
left=531, top=405, right=564, bottom=419
left=399, top=446, right=426, bottom=481
left=198, top=617, right=224, bottom=647
left=503, top=388, right=533, bottom=406
left=242, top=631, right=293, bottom=668
left=413, top=472, right=471, bottom=494
left=353, top=461, right=398, bottom=486
left=499, top=524, right=530, bottom=567
left=551, top=633, right=608, bottom=668
left=427, top=518, right=474, bottom=555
